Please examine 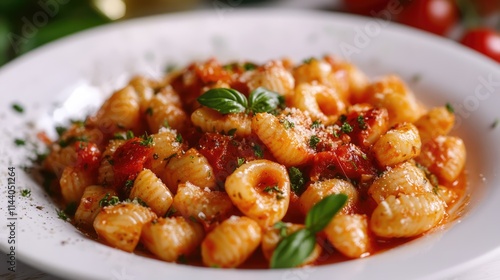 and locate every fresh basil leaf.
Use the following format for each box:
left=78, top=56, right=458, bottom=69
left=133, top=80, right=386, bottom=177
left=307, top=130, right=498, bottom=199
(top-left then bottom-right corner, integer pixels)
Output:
left=197, top=88, right=248, bottom=114
left=270, top=228, right=316, bottom=269
left=248, top=87, right=283, bottom=113
left=305, top=193, right=348, bottom=233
